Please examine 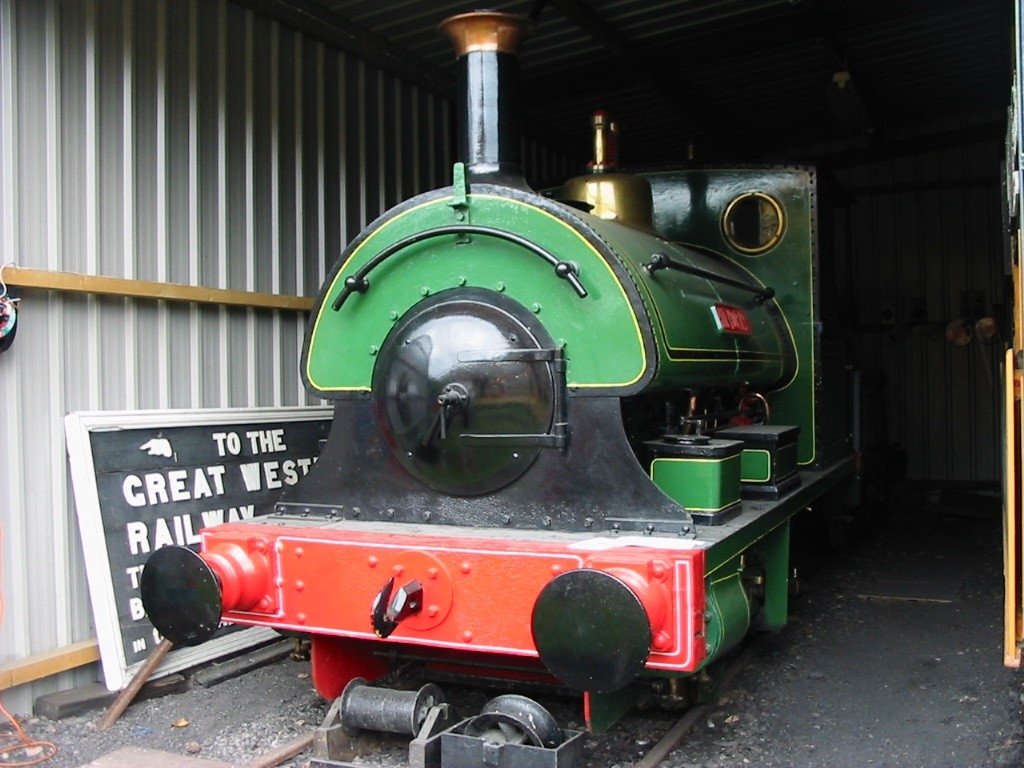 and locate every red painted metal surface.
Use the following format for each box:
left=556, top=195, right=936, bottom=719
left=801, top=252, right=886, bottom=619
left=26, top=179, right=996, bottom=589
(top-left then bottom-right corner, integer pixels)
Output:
left=200, top=523, right=707, bottom=698
left=712, top=304, right=753, bottom=336
left=310, top=635, right=392, bottom=700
